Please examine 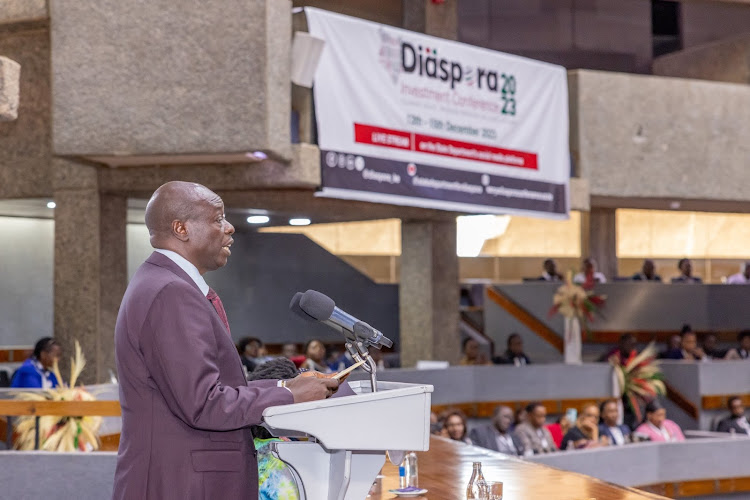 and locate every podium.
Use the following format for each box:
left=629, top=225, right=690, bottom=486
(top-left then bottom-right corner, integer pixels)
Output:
left=262, top=380, right=434, bottom=500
